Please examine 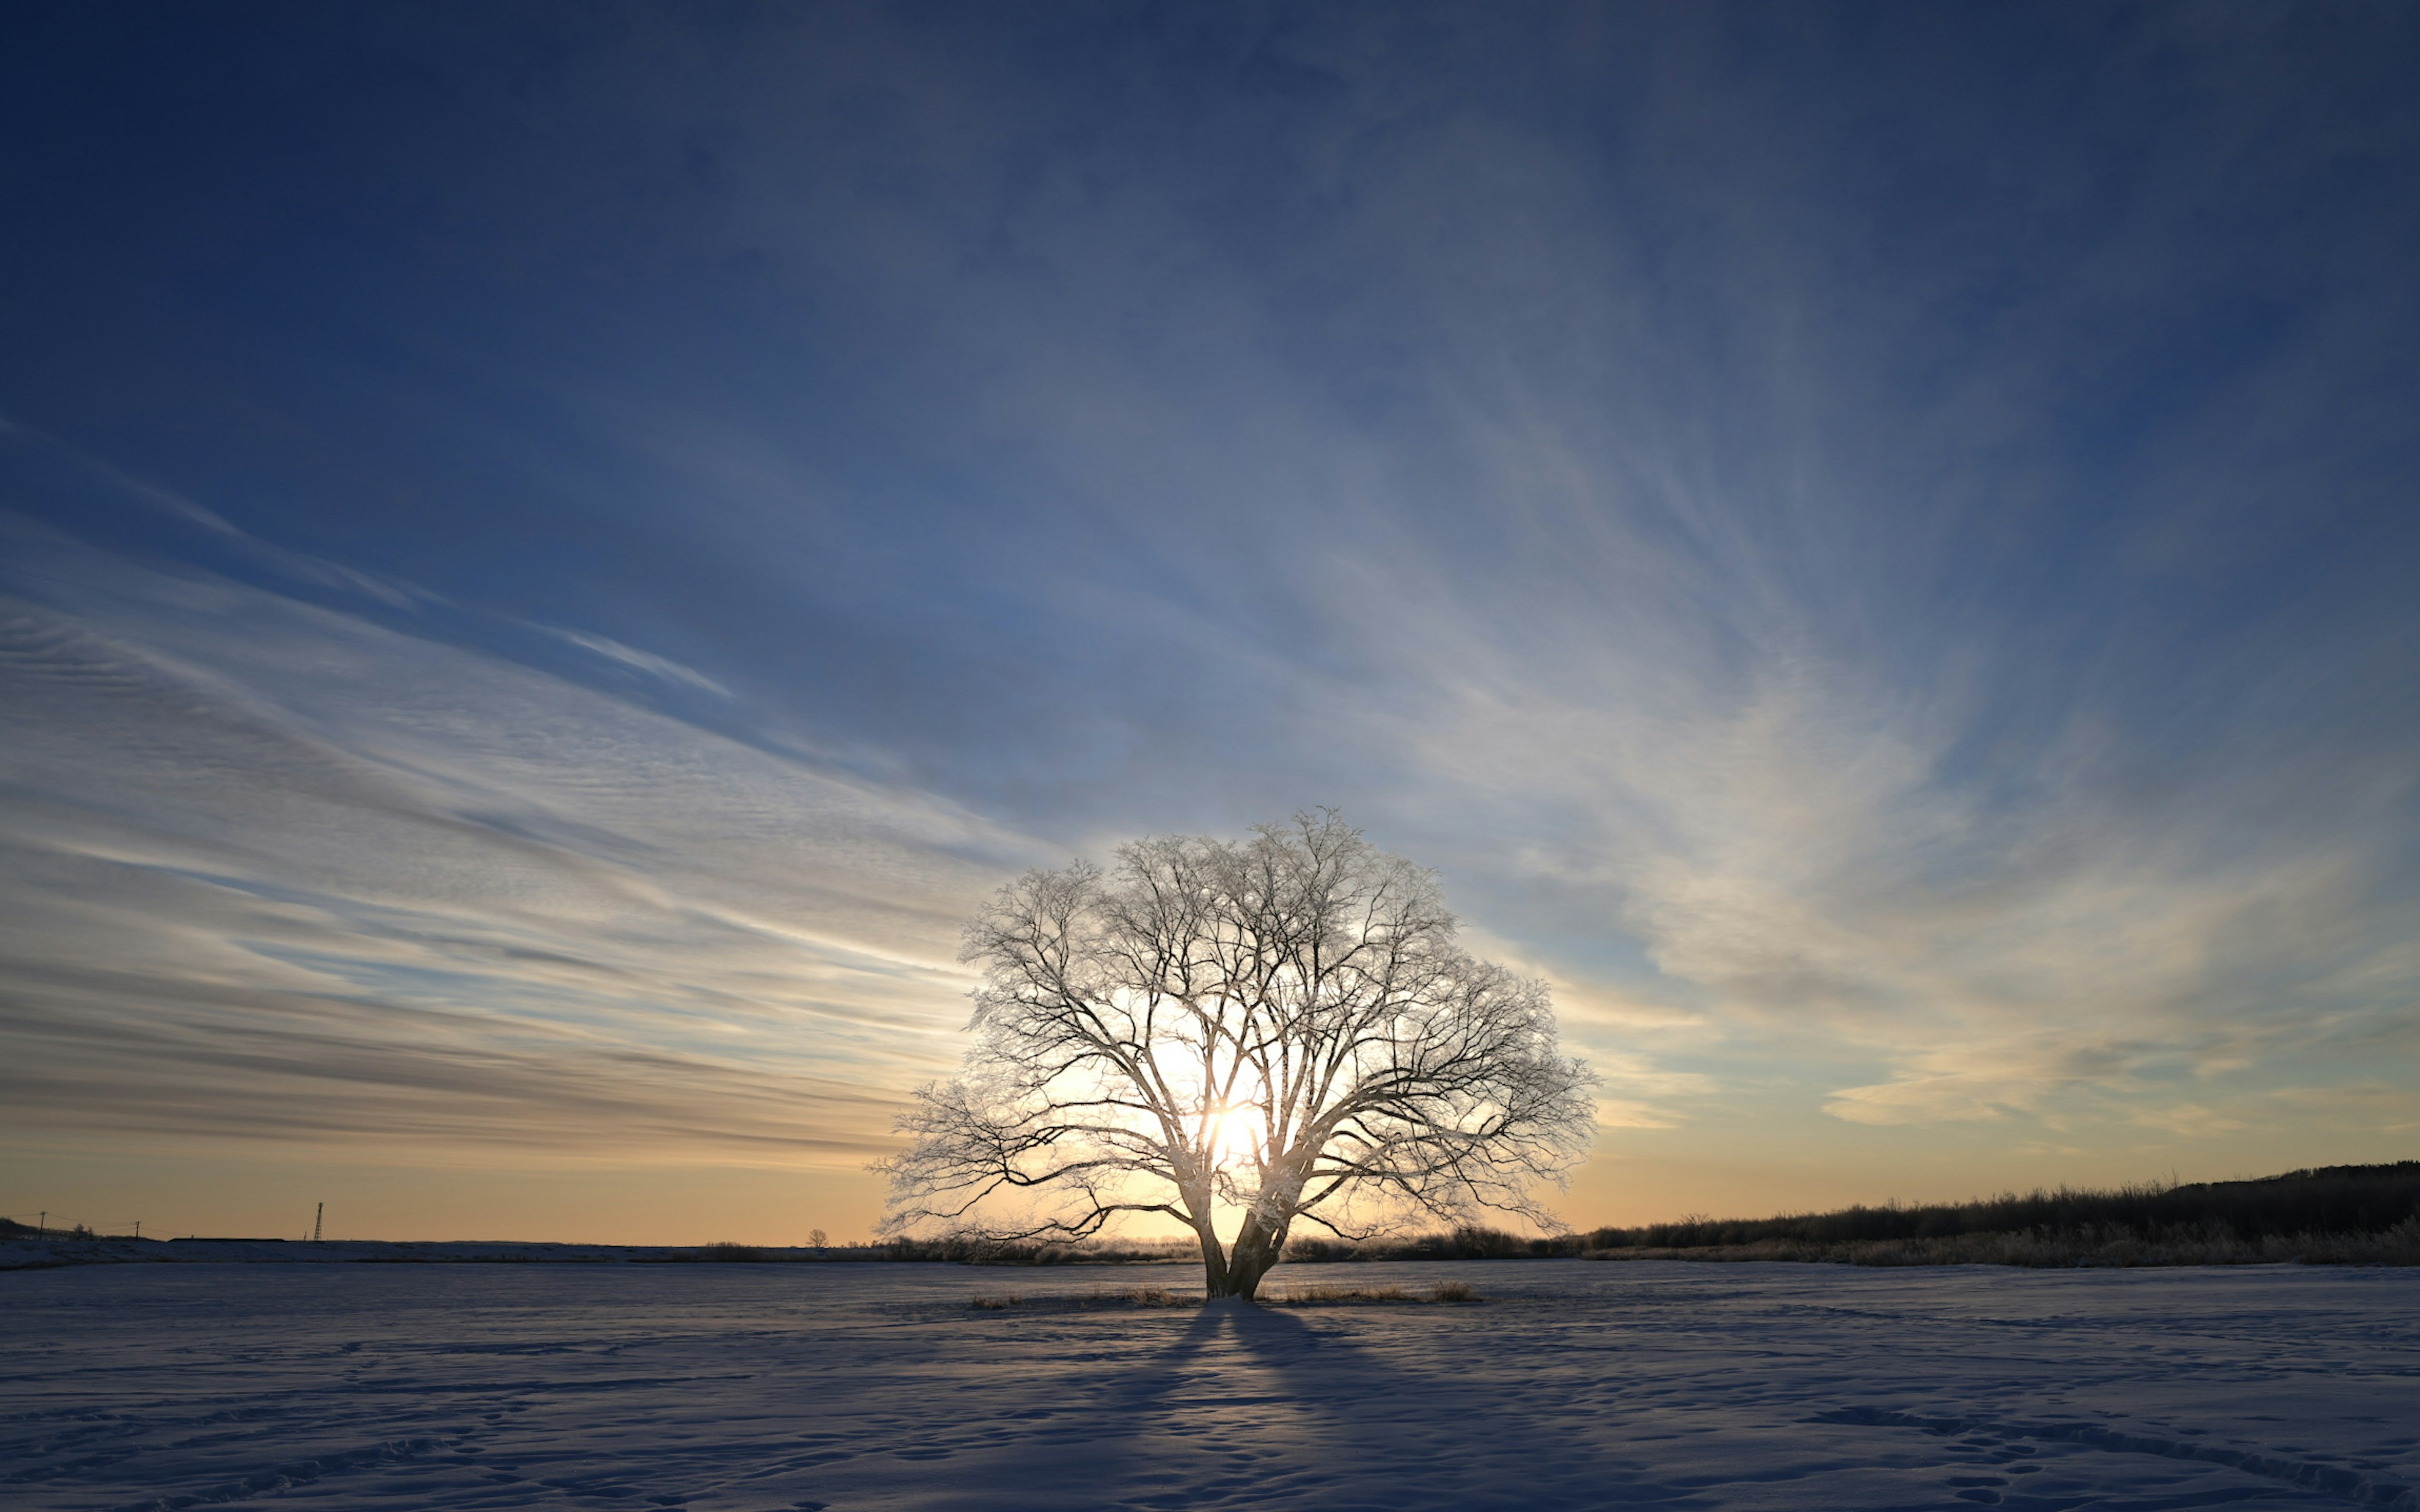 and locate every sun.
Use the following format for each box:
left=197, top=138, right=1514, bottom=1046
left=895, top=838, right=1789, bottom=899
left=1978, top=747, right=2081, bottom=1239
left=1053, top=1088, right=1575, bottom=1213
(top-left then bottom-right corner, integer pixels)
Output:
left=1201, top=1104, right=1263, bottom=1174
